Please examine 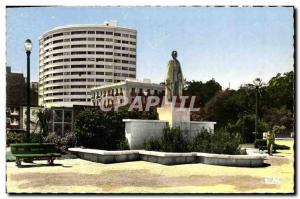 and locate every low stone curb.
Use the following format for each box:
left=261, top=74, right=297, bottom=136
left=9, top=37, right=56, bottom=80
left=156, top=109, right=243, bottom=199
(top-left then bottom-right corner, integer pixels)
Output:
left=68, top=148, right=267, bottom=167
